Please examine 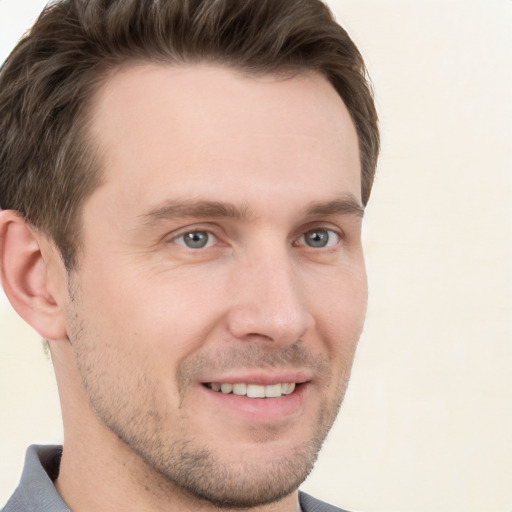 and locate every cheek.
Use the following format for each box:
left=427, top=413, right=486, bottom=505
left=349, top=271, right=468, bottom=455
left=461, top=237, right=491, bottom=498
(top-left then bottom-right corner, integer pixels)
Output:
left=310, top=265, right=368, bottom=351
left=78, top=264, right=228, bottom=368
